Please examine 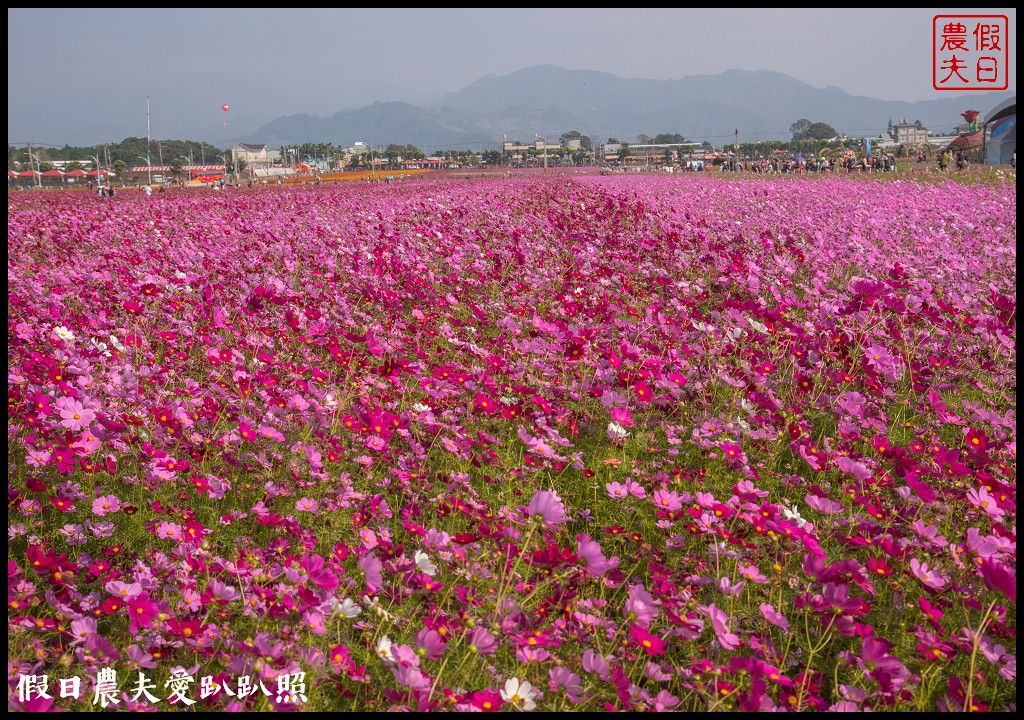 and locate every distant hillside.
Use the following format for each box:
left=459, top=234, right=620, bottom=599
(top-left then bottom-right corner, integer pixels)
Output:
left=229, top=65, right=1012, bottom=150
